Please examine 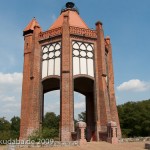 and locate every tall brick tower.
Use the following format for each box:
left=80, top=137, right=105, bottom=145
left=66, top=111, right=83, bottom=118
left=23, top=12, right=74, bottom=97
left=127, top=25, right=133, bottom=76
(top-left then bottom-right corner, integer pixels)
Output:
left=20, top=2, right=121, bottom=141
